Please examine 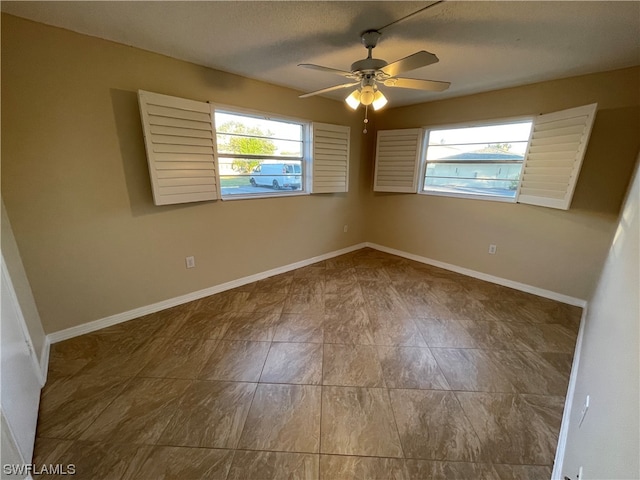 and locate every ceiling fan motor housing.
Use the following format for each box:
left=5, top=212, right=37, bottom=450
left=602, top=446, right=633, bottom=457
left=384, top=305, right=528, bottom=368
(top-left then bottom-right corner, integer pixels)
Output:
left=361, top=30, right=381, bottom=49
left=350, top=58, right=388, bottom=74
